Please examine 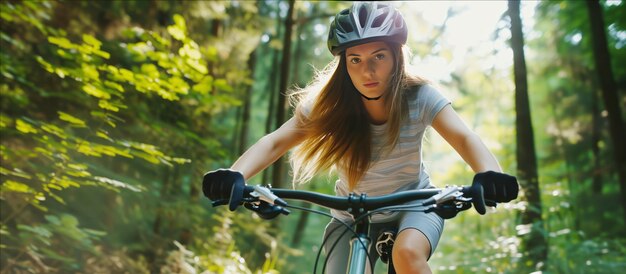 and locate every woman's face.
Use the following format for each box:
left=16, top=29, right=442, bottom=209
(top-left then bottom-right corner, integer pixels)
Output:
left=345, top=41, right=394, bottom=99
